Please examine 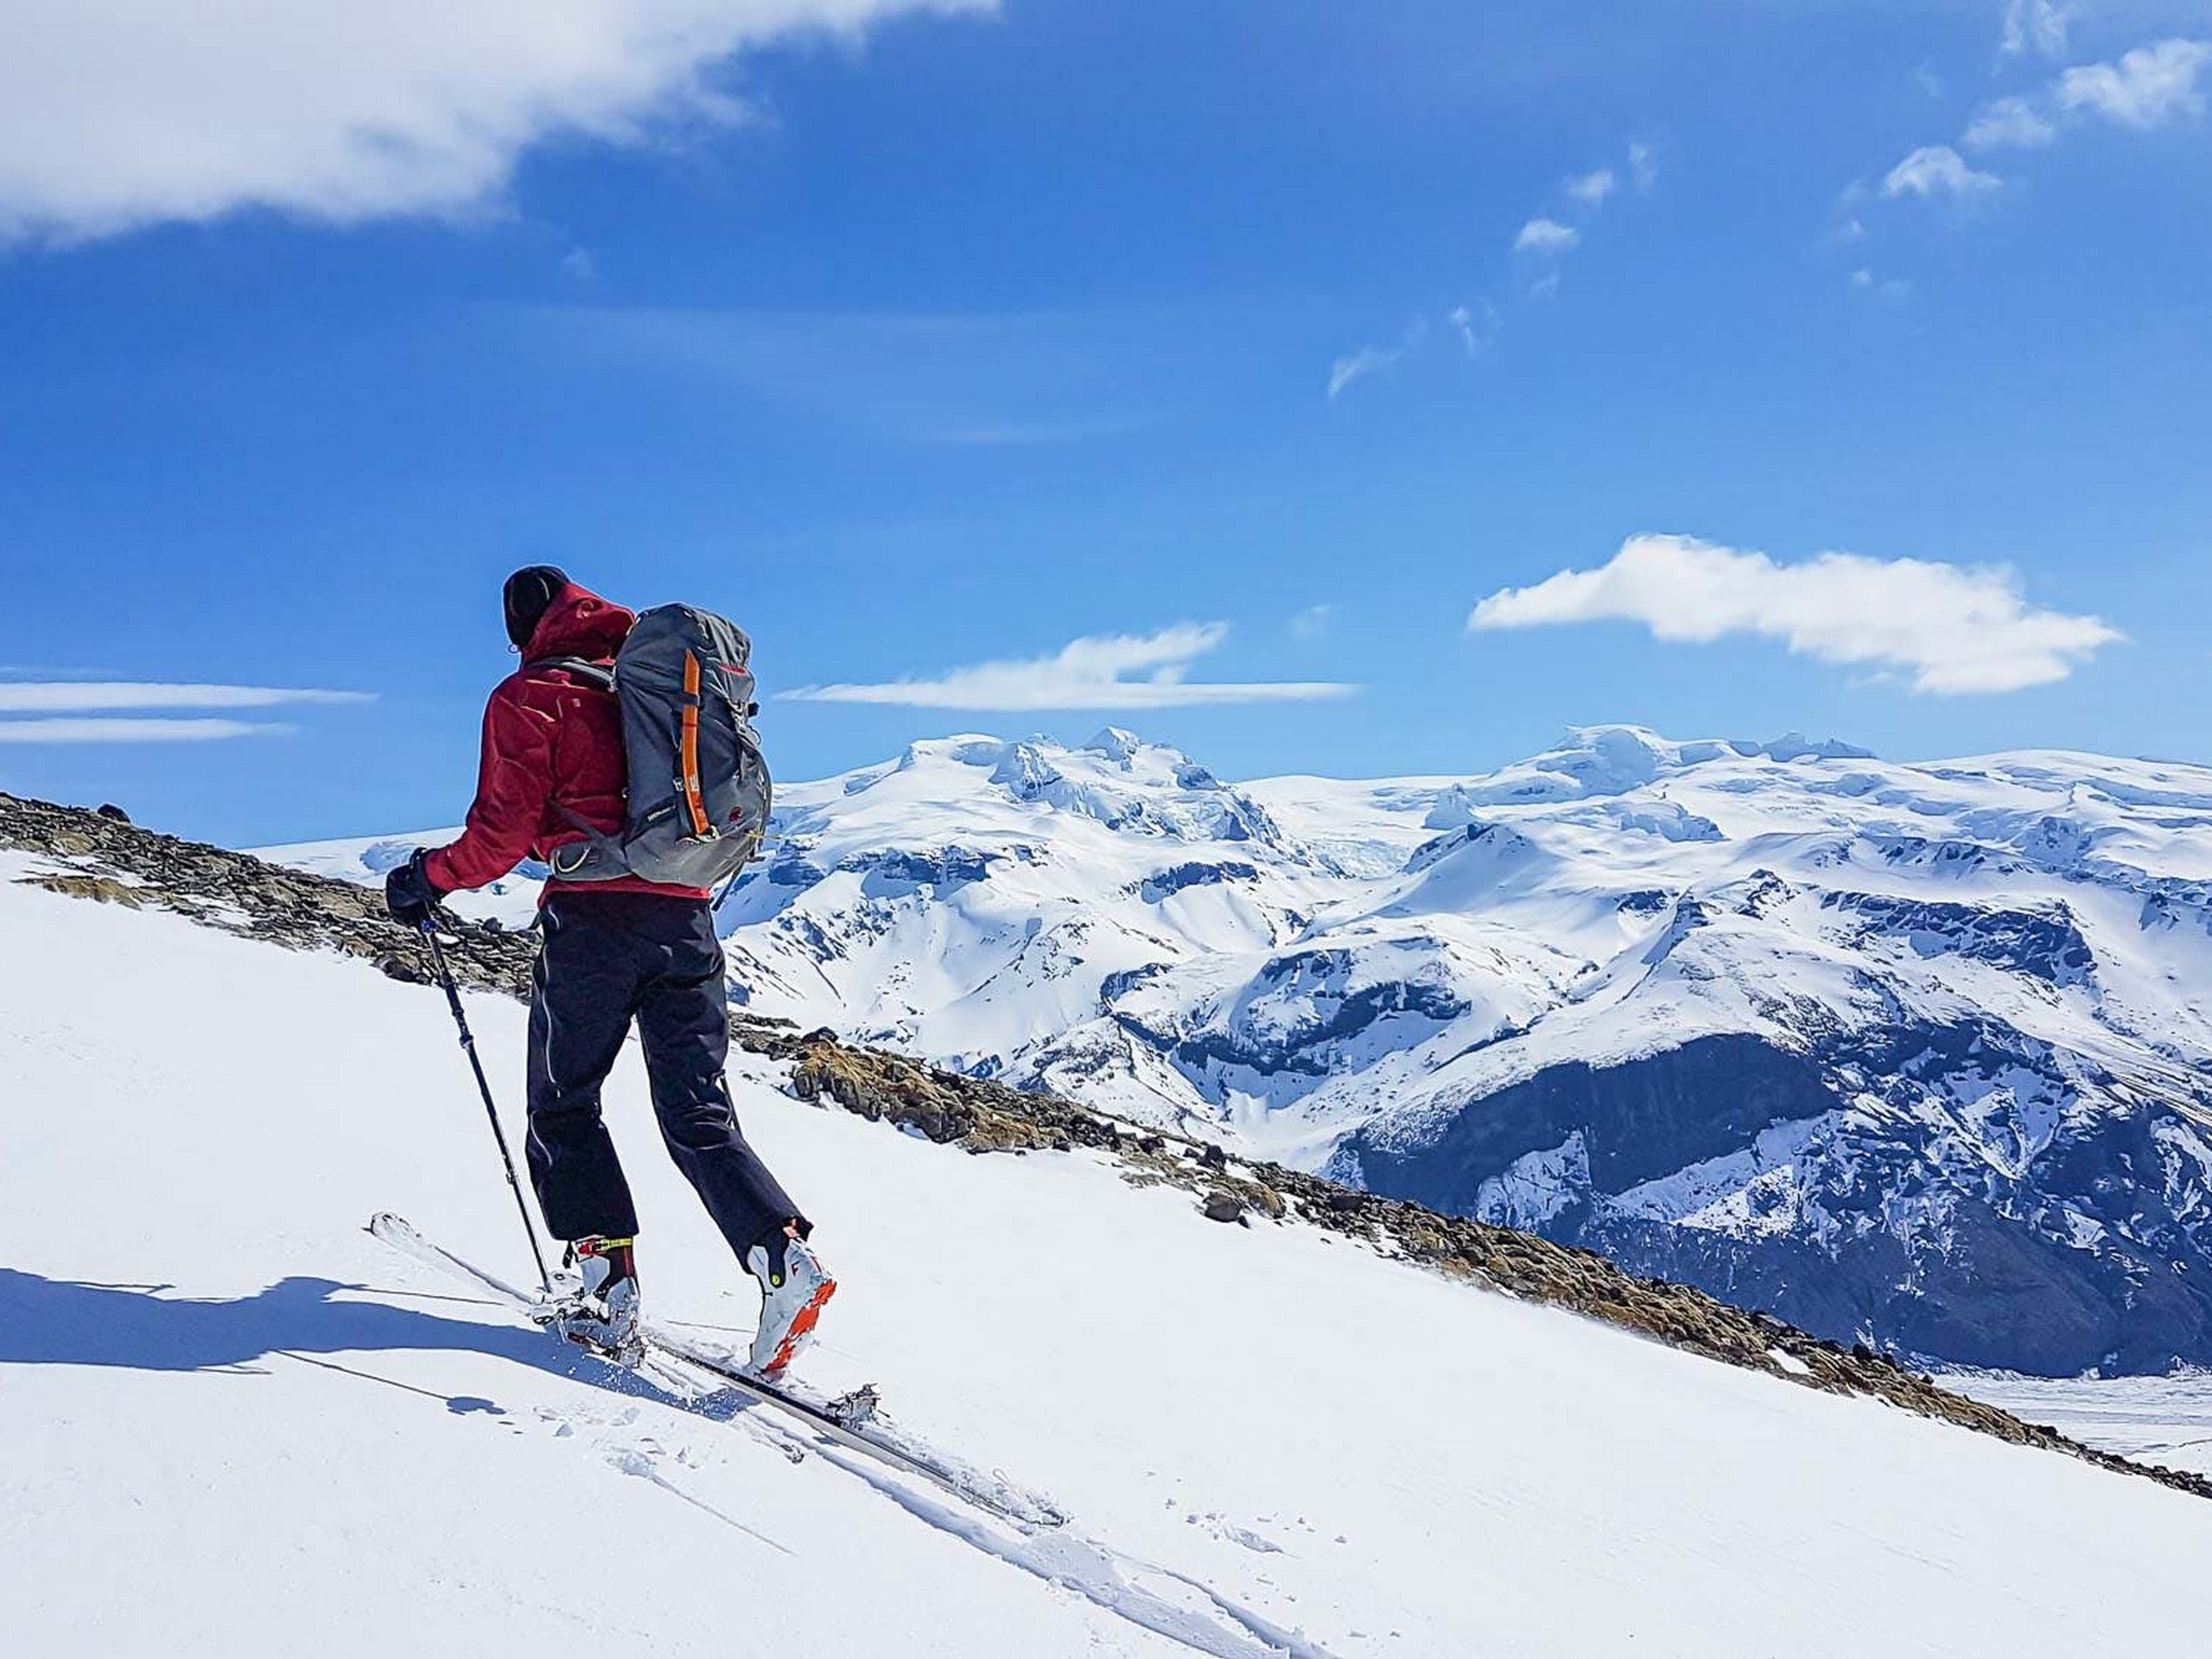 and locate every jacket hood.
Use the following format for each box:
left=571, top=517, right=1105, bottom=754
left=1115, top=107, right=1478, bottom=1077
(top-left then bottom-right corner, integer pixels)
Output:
left=524, top=583, right=635, bottom=663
